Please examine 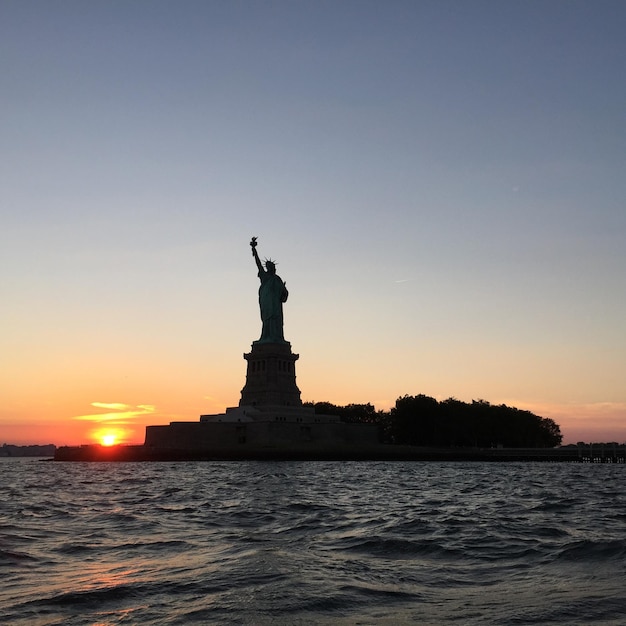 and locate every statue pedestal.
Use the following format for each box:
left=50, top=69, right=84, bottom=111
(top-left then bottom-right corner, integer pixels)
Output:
left=147, top=340, right=379, bottom=454
left=239, top=342, right=302, bottom=407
